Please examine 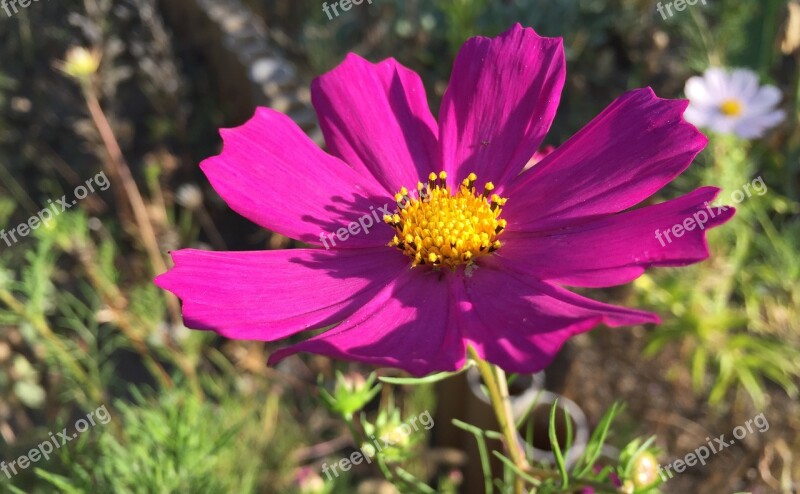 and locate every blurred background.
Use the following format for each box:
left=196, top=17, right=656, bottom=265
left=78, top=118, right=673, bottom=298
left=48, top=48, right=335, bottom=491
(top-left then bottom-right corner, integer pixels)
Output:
left=0, top=0, right=798, bottom=492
